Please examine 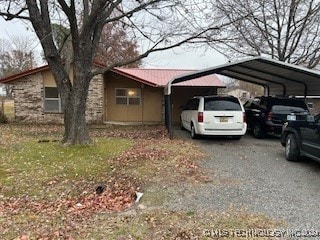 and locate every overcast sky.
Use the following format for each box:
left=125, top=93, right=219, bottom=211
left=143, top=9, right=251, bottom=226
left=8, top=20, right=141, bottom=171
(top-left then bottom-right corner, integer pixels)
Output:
left=0, top=18, right=227, bottom=70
